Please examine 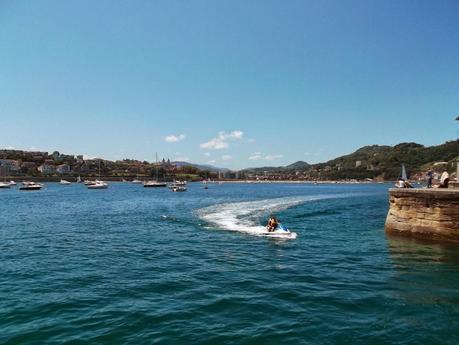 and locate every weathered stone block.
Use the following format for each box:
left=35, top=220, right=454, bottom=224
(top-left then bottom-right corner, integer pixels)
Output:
left=385, top=189, right=459, bottom=243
